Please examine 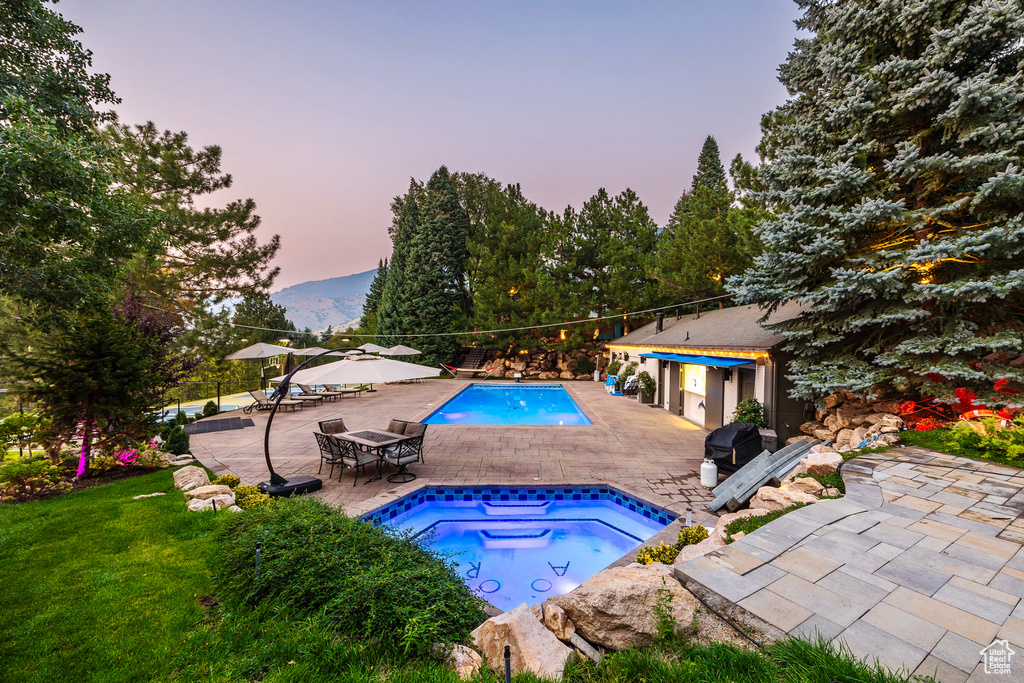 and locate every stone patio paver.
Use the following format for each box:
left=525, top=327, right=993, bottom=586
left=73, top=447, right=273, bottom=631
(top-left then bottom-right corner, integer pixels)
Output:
left=675, top=447, right=1024, bottom=679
